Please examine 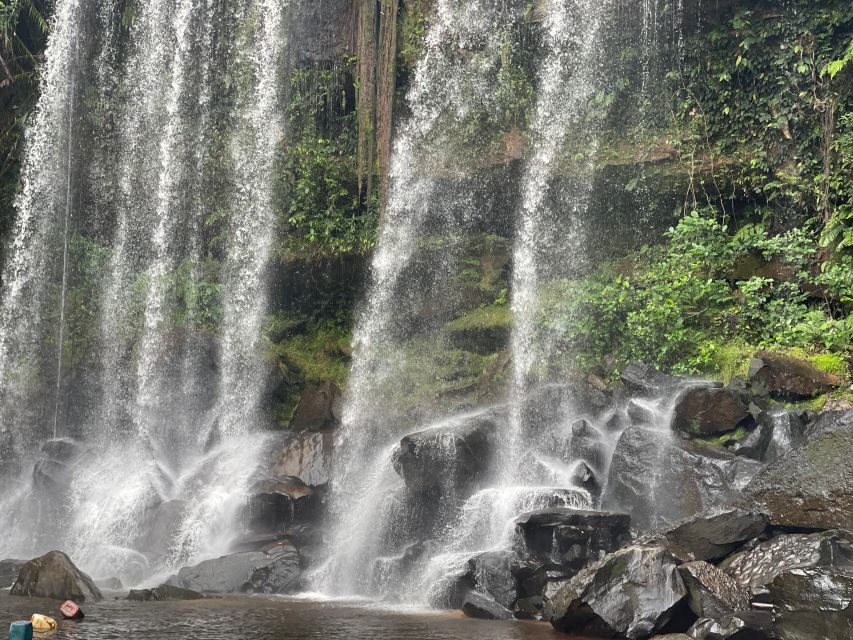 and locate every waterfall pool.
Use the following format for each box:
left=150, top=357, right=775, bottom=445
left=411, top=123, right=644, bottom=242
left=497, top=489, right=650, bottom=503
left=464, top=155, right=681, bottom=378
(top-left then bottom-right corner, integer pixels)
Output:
left=0, top=592, right=567, bottom=639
